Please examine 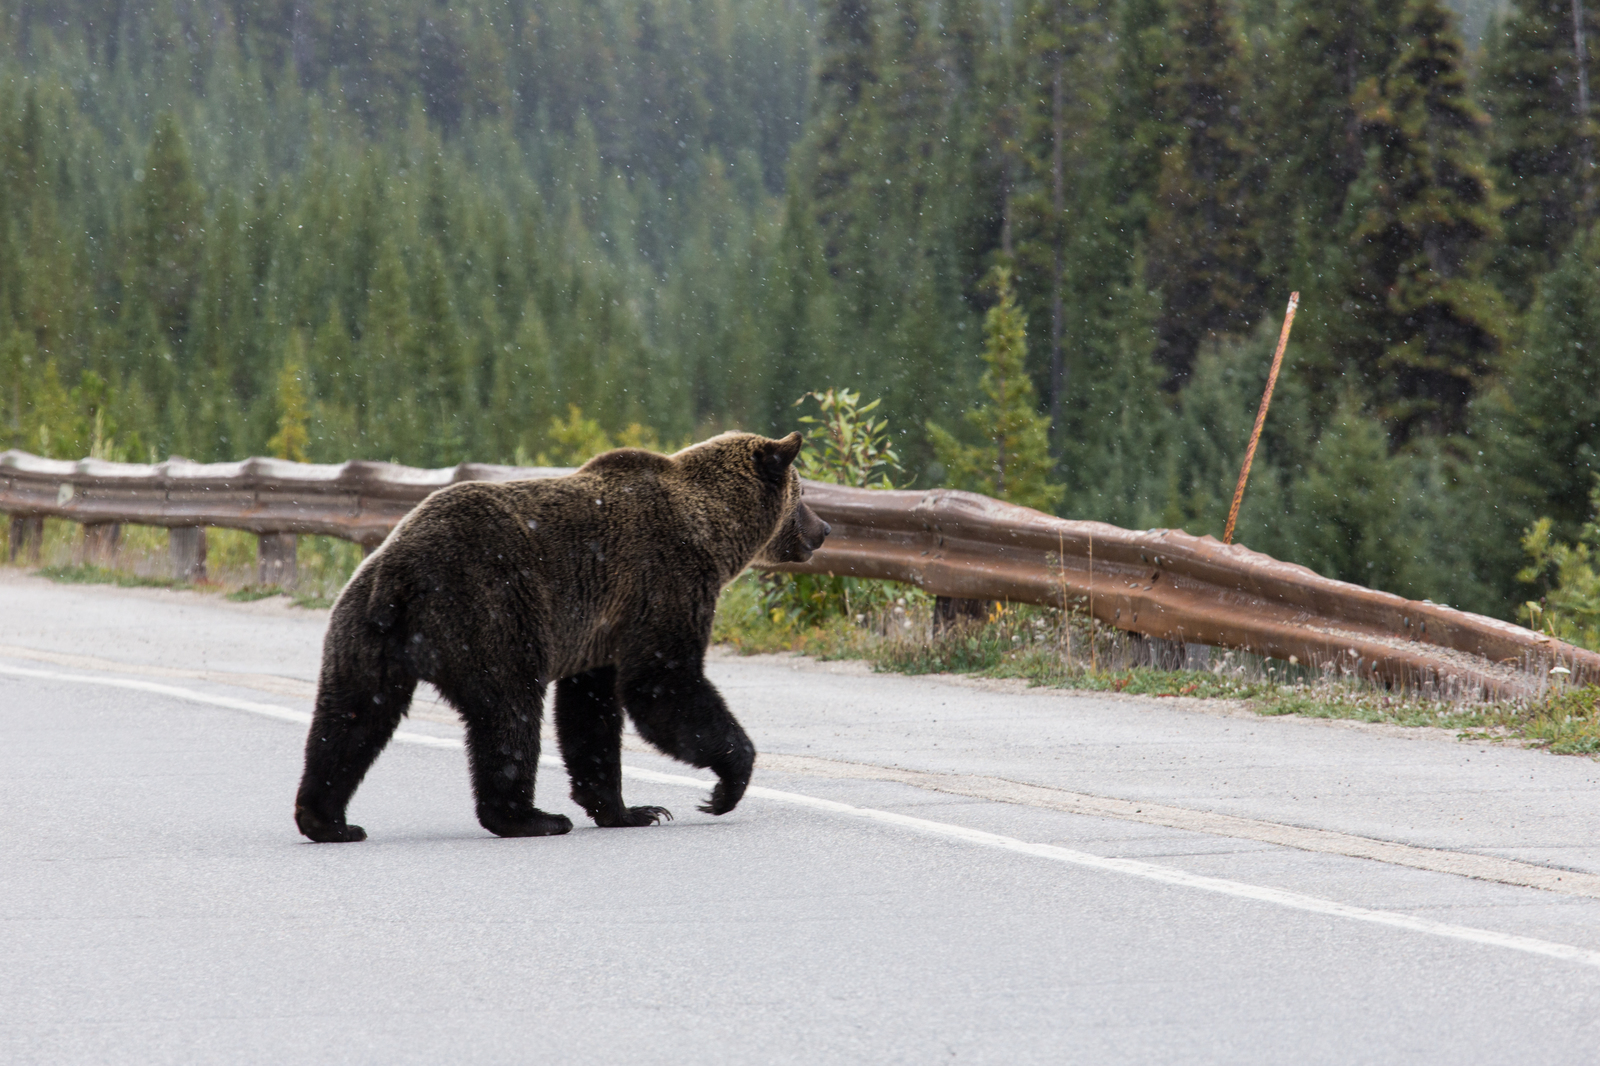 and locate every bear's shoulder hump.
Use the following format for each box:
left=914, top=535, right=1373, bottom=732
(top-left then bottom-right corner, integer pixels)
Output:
left=576, top=447, right=675, bottom=480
